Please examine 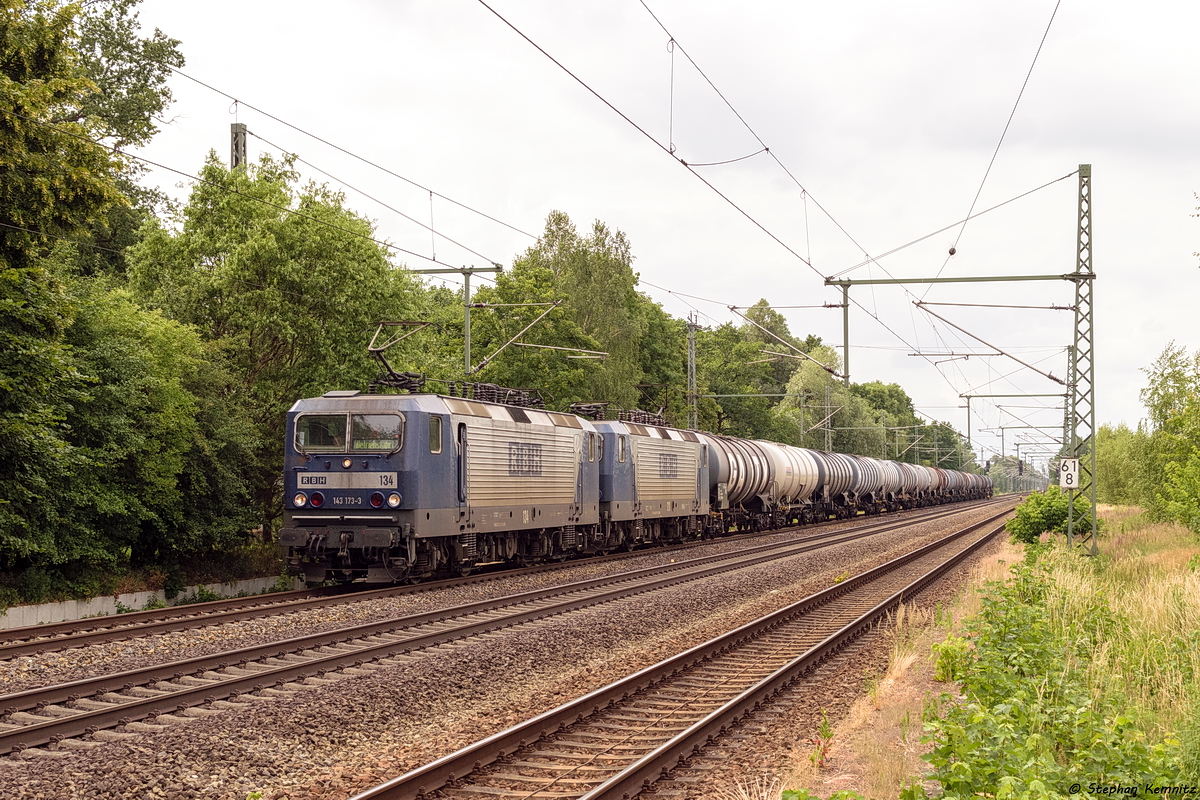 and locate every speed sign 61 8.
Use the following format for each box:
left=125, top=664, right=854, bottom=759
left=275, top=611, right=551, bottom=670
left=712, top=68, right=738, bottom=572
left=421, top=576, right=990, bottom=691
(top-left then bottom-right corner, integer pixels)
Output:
left=1059, top=458, right=1081, bottom=488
